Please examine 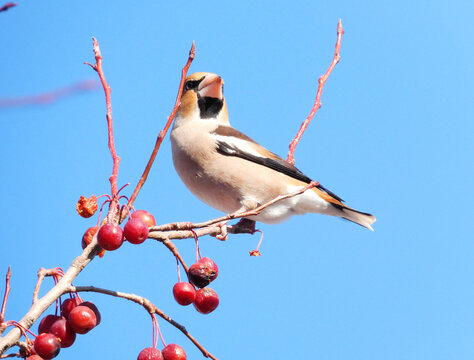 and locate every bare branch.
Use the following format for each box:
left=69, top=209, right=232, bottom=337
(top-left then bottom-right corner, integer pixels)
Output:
left=71, top=286, right=218, bottom=360
left=286, top=20, right=344, bottom=165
